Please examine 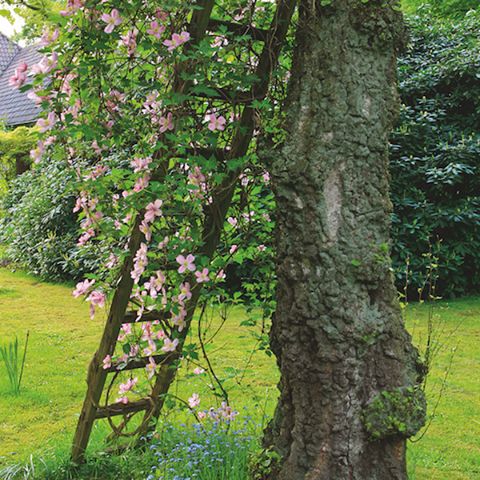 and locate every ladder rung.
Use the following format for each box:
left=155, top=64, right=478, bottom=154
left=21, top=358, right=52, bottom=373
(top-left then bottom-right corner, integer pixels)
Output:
left=105, top=354, right=168, bottom=373
left=208, top=18, right=269, bottom=42
left=95, top=398, right=152, bottom=419
left=123, top=310, right=167, bottom=323
left=190, top=86, right=260, bottom=103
